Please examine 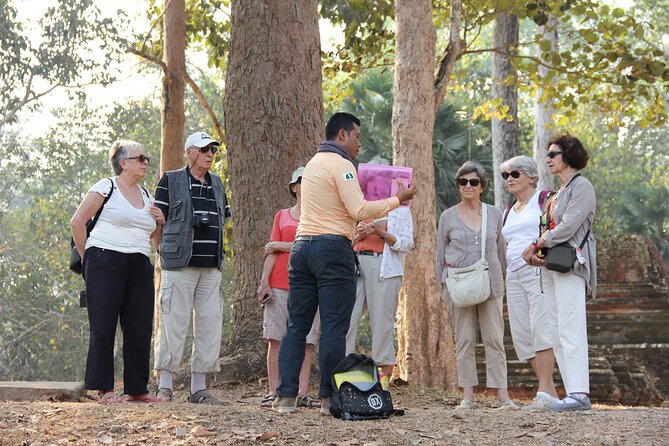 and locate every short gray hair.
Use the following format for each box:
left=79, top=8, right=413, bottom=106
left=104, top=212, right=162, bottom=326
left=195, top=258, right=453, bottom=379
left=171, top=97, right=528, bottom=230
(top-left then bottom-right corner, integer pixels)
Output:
left=455, top=161, right=489, bottom=189
left=500, top=155, right=539, bottom=188
left=109, top=140, right=143, bottom=175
